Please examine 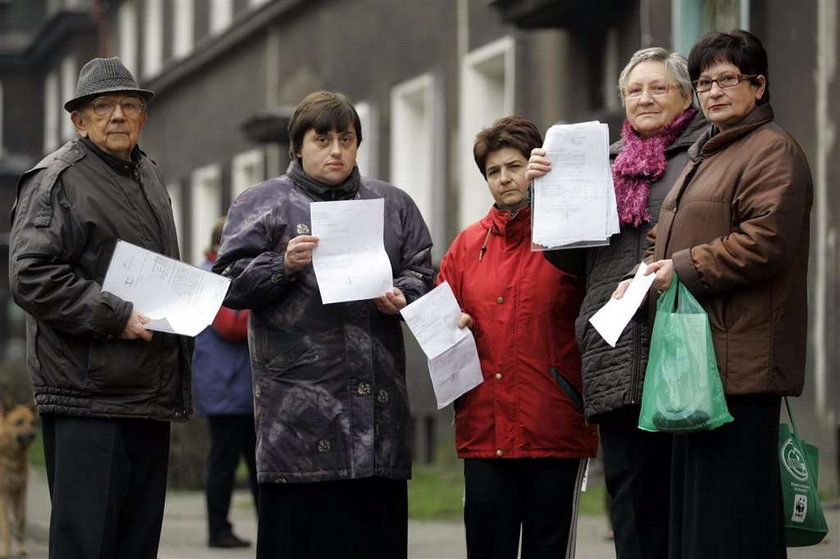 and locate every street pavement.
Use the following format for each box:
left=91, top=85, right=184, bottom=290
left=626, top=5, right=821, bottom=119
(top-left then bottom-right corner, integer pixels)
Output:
left=21, top=467, right=840, bottom=558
